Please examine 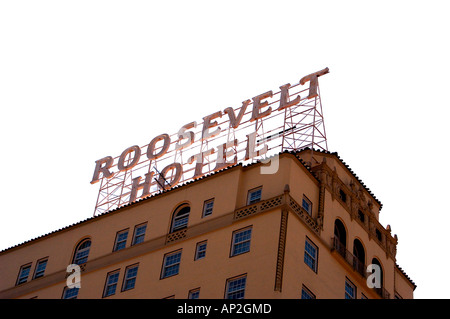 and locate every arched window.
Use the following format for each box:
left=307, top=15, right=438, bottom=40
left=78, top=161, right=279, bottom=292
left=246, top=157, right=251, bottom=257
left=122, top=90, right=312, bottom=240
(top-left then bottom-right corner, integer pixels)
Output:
left=334, top=219, right=347, bottom=256
left=73, top=239, right=91, bottom=265
left=170, top=204, right=190, bottom=233
left=353, top=239, right=365, bottom=276
left=372, top=258, right=384, bottom=288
